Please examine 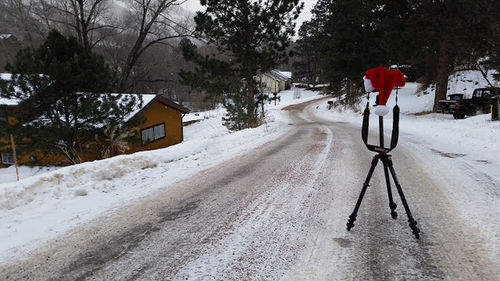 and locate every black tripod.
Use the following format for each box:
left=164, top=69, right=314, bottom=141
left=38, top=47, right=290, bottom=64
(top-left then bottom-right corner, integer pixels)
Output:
left=346, top=97, right=420, bottom=239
